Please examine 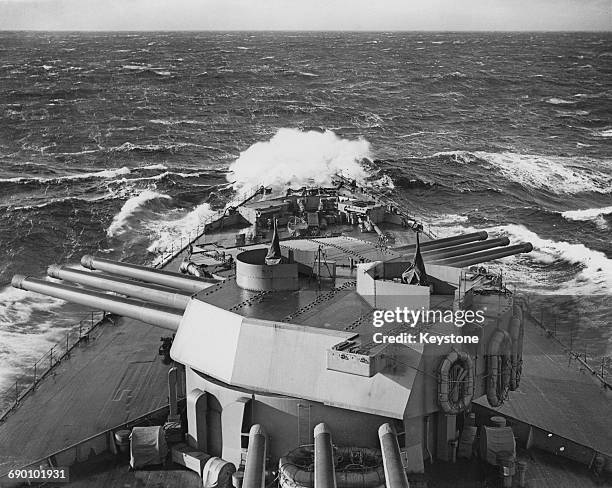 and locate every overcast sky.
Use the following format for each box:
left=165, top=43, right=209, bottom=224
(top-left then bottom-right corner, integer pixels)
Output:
left=1, top=0, right=610, bottom=31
